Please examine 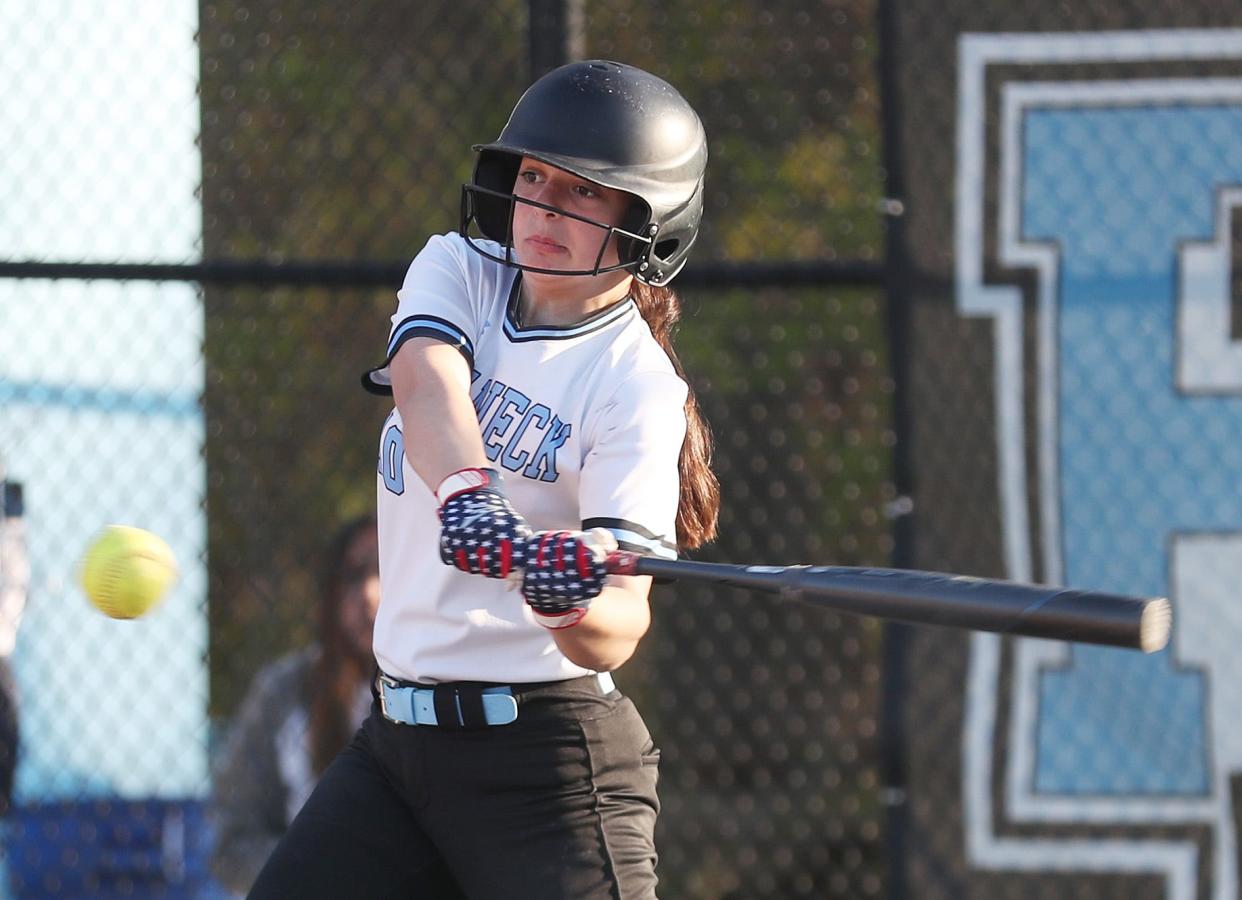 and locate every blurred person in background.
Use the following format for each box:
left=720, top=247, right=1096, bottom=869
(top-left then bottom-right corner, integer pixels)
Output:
left=209, top=515, right=379, bottom=895
left=0, top=480, right=25, bottom=816
left=0, top=479, right=25, bottom=900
